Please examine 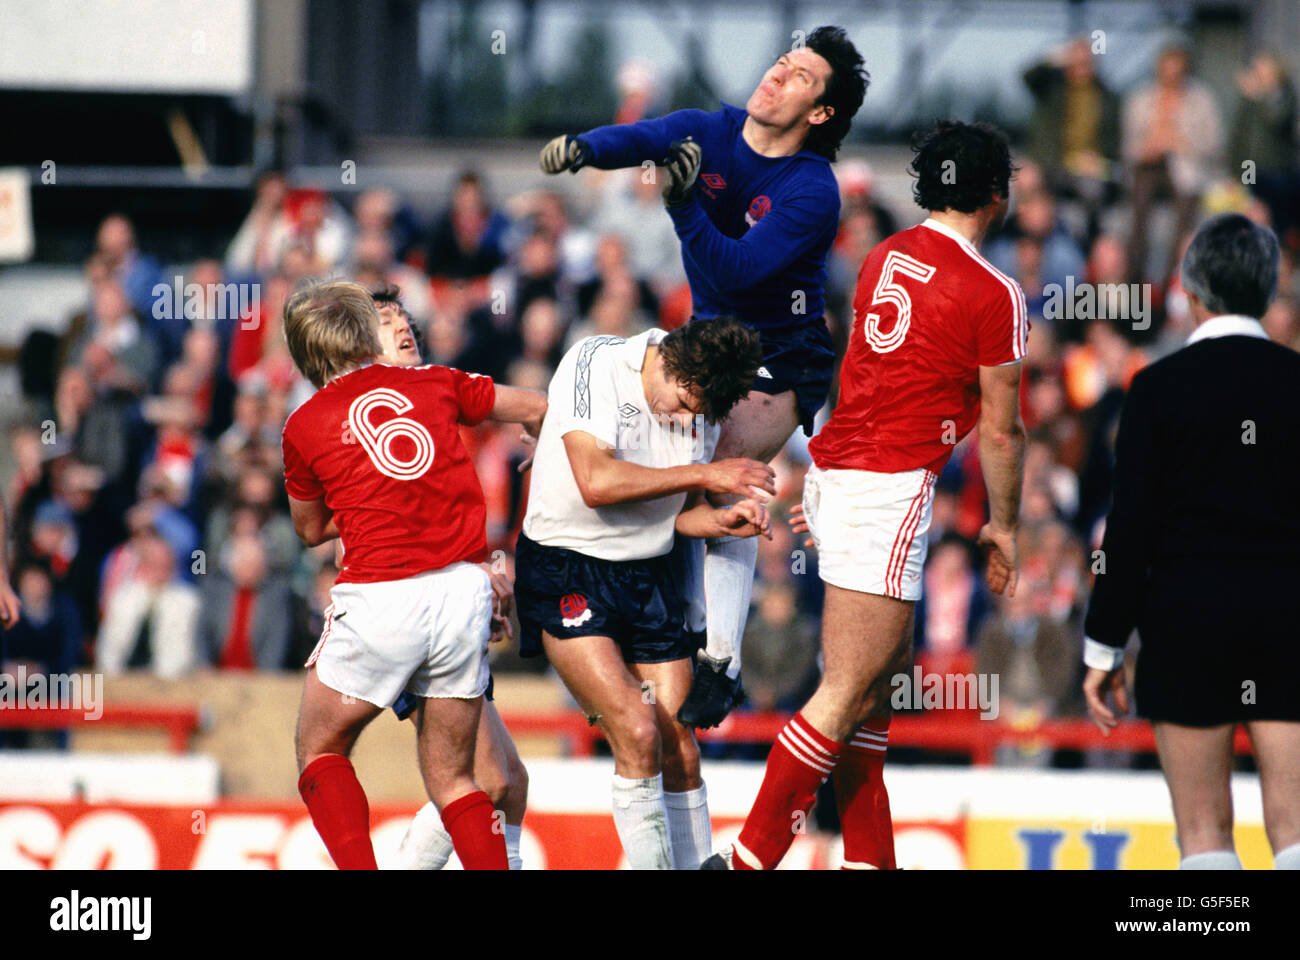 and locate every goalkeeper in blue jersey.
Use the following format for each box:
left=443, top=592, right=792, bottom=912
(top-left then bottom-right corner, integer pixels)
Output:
left=539, top=26, right=868, bottom=727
